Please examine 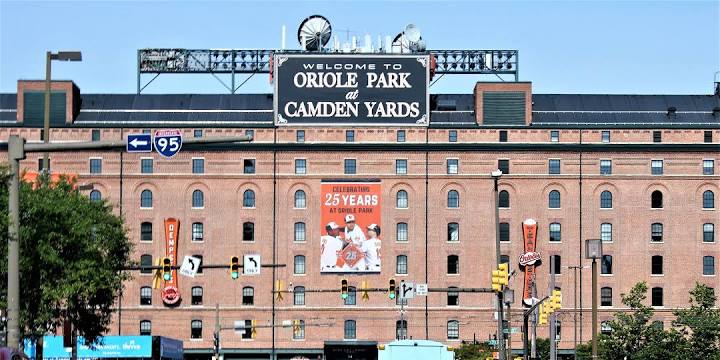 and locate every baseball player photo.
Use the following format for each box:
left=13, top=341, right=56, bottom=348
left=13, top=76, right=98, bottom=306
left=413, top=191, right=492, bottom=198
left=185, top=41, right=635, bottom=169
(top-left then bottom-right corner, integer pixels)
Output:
left=361, top=224, right=382, bottom=271
left=320, top=221, right=344, bottom=271
left=343, top=214, right=366, bottom=247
